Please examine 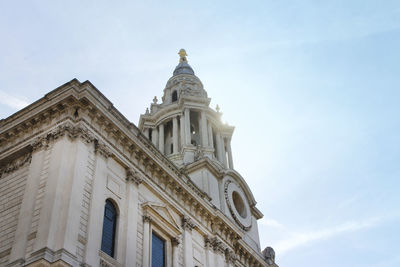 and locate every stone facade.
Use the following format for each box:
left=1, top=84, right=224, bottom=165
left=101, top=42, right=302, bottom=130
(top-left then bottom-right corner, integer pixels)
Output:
left=0, top=50, right=278, bottom=267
